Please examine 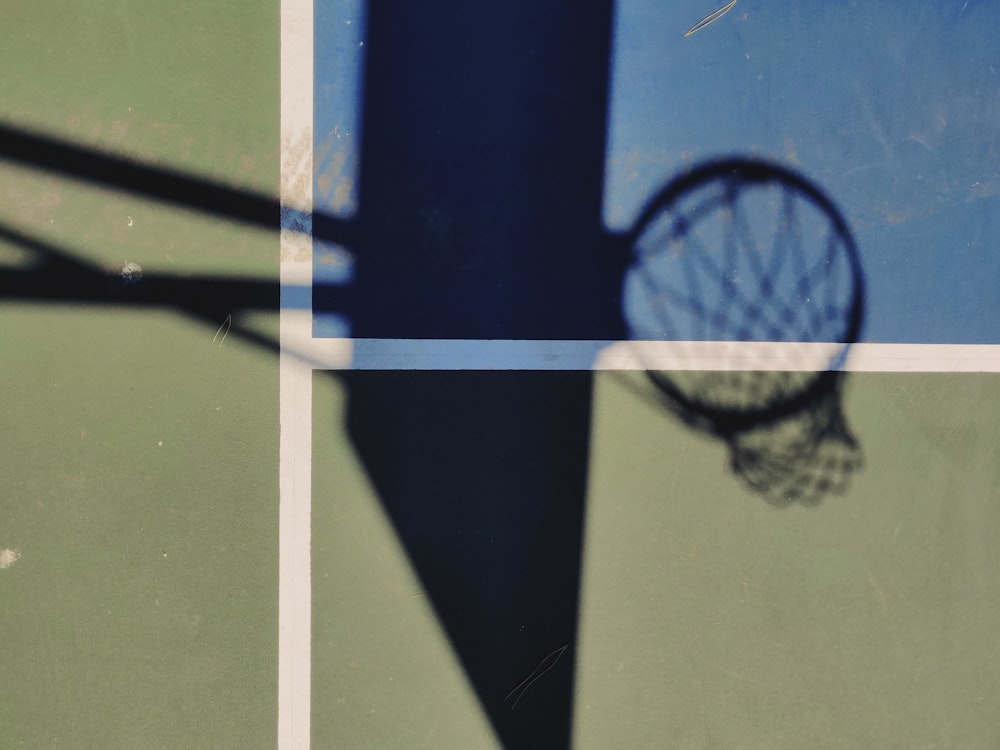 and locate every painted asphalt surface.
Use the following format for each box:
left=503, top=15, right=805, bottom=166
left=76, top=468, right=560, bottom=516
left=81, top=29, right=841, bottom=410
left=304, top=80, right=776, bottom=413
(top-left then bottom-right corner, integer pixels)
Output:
left=316, top=1, right=1000, bottom=344
left=2, top=2, right=999, bottom=749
